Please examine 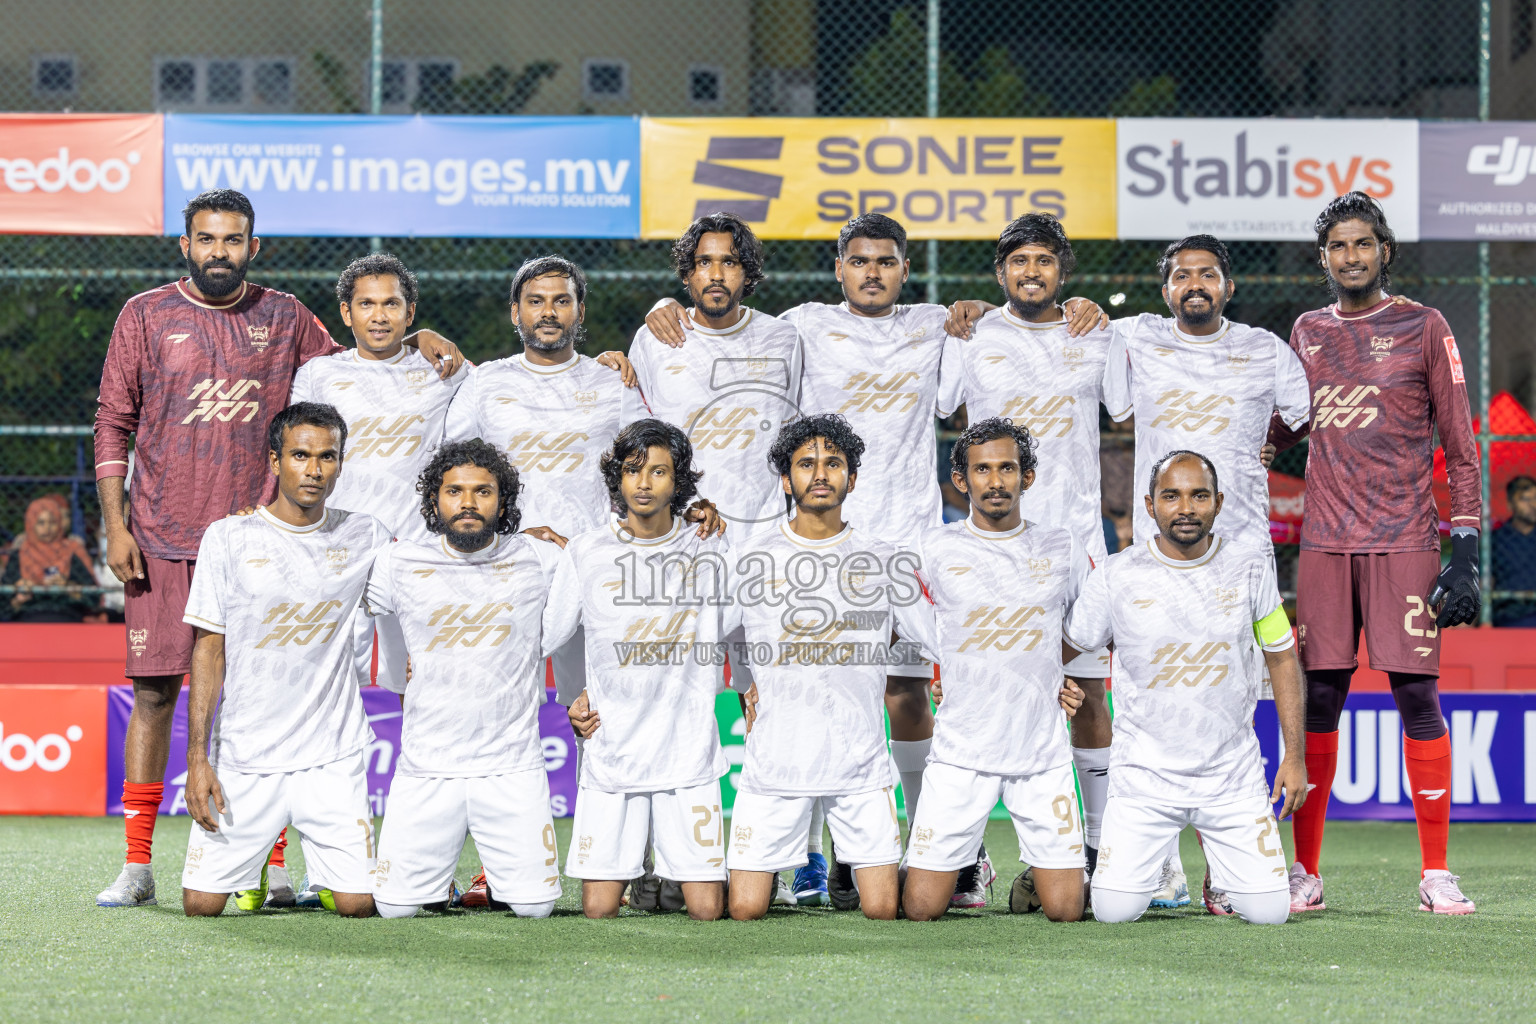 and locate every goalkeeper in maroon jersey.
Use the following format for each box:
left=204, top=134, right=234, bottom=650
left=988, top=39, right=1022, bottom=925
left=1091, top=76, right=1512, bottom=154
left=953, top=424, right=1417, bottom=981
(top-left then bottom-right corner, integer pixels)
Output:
left=92, top=189, right=462, bottom=910
left=1271, top=192, right=1480, bottom=916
